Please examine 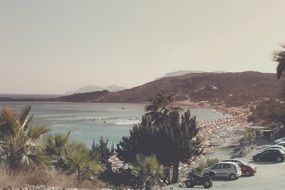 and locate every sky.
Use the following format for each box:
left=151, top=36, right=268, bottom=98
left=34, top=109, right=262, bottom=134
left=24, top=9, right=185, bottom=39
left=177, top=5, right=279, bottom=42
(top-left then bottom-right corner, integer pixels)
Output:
left=1, top=0, right=285, bottom=94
